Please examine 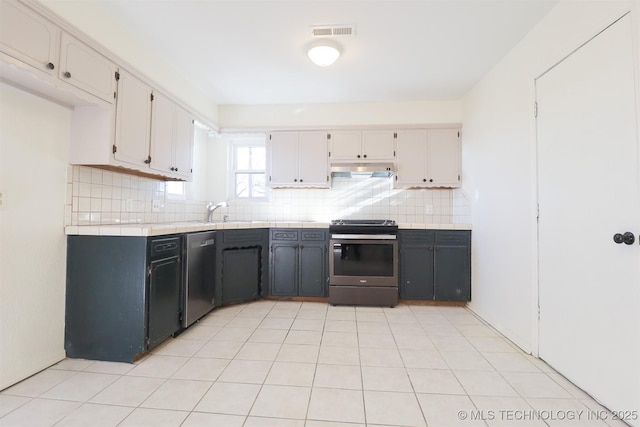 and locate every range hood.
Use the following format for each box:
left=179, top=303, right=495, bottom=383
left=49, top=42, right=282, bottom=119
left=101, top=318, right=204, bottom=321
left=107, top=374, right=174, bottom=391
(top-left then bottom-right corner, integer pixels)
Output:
left=330, top=162, right=395, bottom=178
